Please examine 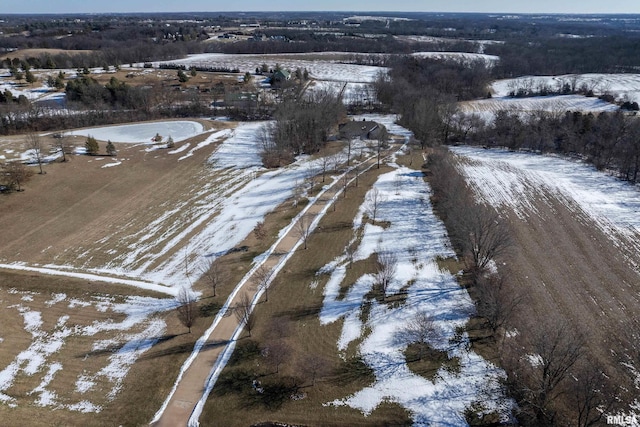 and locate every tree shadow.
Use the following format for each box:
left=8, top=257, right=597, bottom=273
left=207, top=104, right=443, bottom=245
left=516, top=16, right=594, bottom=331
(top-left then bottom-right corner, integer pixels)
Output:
left=78, top=334, right=180, bottom=358
left=228, top=339, right=261, bottom=366
left=330, top=356, right=375, bottom=387
left=275, top=303, right=322, bottom=321
left=139, top=338, right=228, bottom=360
